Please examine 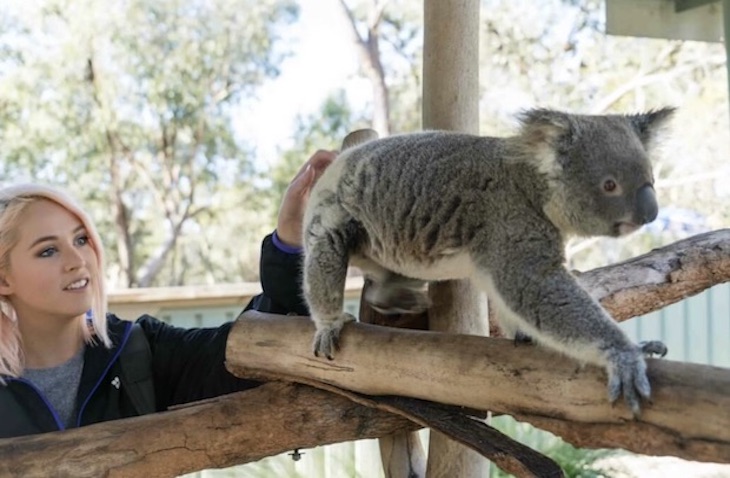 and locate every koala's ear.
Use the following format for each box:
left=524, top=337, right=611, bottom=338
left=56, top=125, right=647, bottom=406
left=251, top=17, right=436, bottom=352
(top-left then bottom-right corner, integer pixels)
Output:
left=627, top=107, right=675, bottom=150
left=517, top=108, right=574, bottom=152
left=516, top=109, right=575, bottom=176
left=341, top=128, right=378, bottom=151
